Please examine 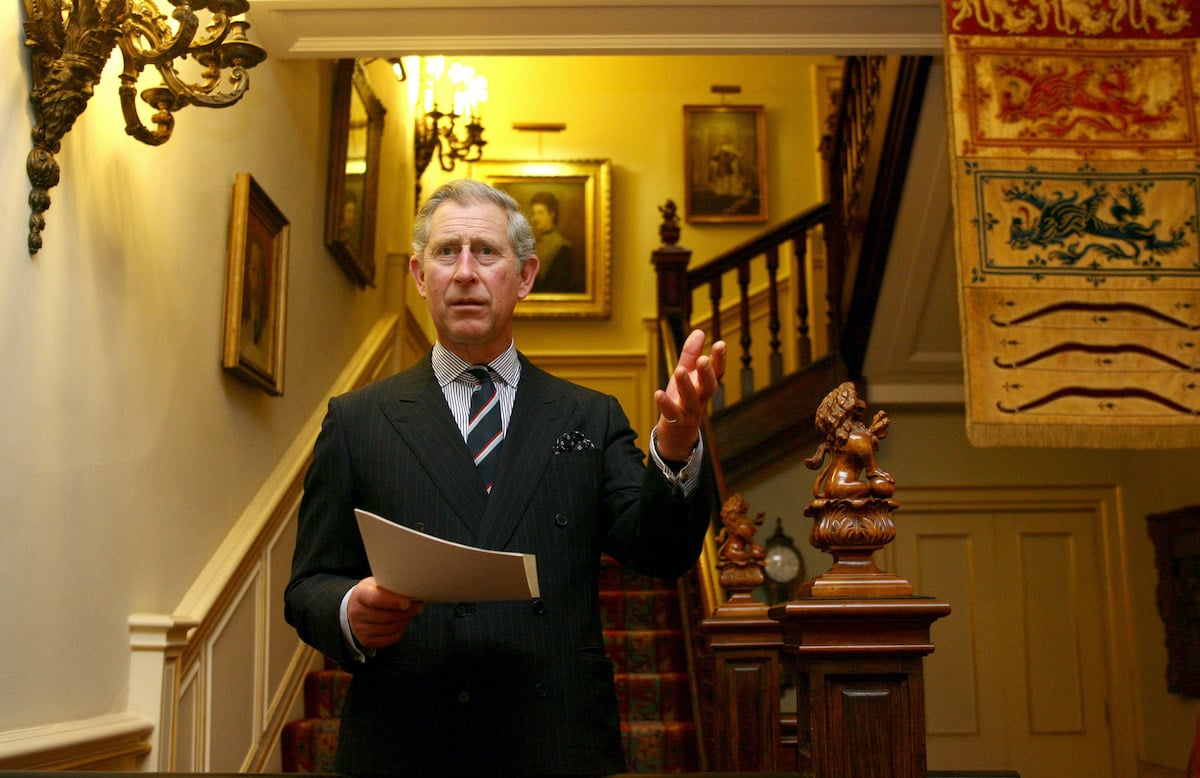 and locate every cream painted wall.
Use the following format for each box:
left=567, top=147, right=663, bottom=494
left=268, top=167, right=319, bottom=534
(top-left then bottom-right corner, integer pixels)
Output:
left=0, top=9, right=396, bottom=733
left=739, top=406, right=1200, bottom=774
left=411, top=54, right=835, bottom=353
